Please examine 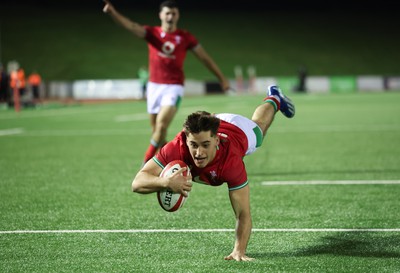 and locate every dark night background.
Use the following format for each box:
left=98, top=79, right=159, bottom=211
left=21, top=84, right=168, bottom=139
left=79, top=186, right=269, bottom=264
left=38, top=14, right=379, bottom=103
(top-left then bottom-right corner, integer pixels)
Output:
left=0, top=0, right=399, bottom=80
left=0, top=0, right=399, bottom=11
